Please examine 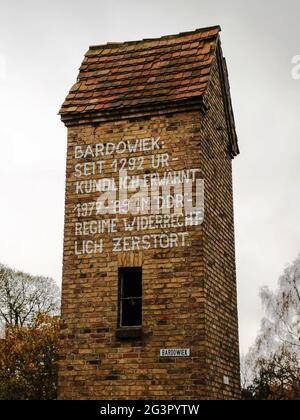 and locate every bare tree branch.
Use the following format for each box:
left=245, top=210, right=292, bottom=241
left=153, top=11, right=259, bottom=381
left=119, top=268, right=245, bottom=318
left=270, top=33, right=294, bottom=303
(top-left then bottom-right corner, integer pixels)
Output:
left=0, top=263, right=60, bottom=328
